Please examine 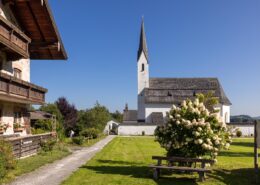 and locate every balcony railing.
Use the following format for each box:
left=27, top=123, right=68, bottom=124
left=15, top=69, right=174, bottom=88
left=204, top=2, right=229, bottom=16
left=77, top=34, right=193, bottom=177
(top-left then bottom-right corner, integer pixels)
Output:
left=0, top=72, right=47, bottom=104
left=0, top=15, right=31, bottom=60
